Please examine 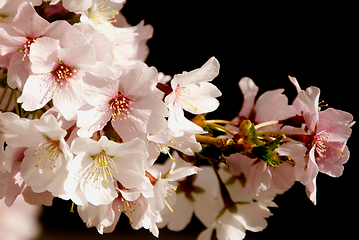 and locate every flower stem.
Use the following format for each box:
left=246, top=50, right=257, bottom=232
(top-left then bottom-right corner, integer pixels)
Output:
left=254, top=120, right=279, bottom=129
left=2, top=88, right=13, bottom=112
left=13, top=89, right=20, bottom=117
left=0, top=85, right=9, bottom=108
left=206, top=122, right=237, bottom=136
left=256, top=130, right=286, bottom=136
left=209, top=161, right=236, bottom=211
left=195, top=135, right=230, bottom=149
left=206, top=119, right=238, bottom=126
